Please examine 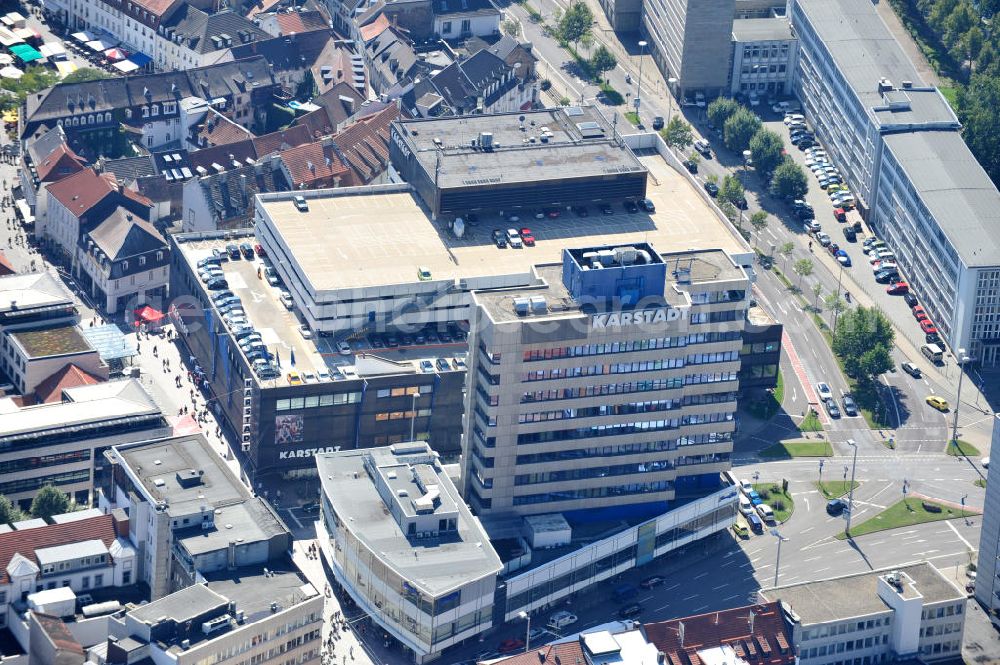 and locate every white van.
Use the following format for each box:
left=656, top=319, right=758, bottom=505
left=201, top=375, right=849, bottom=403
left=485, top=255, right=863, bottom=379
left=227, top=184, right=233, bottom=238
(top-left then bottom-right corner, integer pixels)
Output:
left=547, top=610, right=578, bottom=630
left=739, top=495, right=754, bottom=517
left=921, top=343, right=944, bottom=364
left=756, top=504, right=776, bottom=524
